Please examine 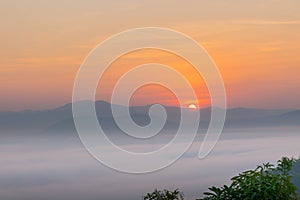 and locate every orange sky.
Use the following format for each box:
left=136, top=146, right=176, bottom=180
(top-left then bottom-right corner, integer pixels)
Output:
left=96, top=49, right=210, bottom=108
left=0, top=0, right=300, bottom=111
